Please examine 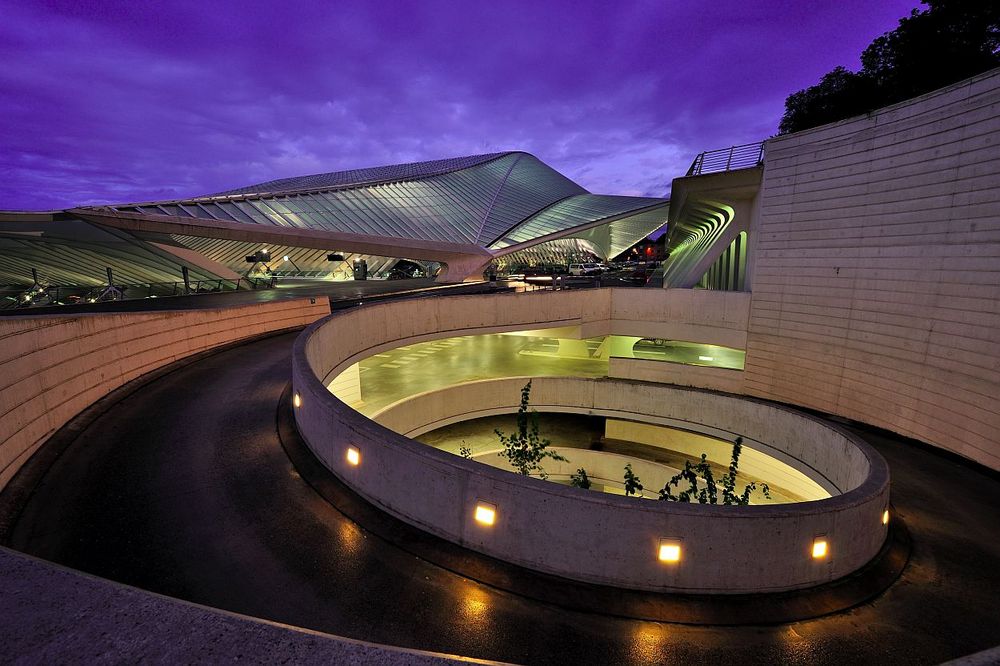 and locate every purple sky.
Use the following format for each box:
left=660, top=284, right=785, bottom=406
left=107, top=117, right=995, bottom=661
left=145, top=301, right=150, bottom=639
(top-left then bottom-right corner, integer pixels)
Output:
left=0, top=0, right=921, bottom=211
